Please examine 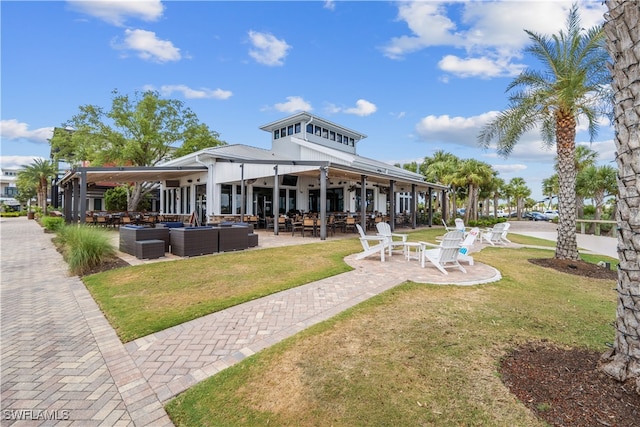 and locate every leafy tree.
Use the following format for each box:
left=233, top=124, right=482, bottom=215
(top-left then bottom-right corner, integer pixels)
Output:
left=15, top=172, right=37, bottom=212
left=601, top=0, right=640, bottom=392
left=50, top=90, right=226, bottom=211
left=104, top=186, right=129, bottom=212
left=17, top=159, right=57, bottom=215
left=478, top=4, right=610, bottom=260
